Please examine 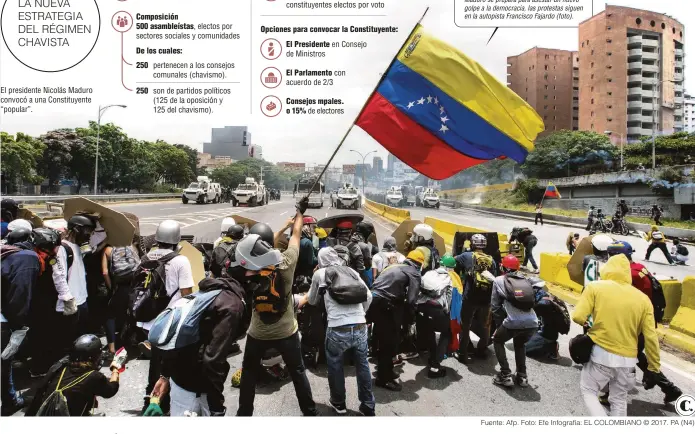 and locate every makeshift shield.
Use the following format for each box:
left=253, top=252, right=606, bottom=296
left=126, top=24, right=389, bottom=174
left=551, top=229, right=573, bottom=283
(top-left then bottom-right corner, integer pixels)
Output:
left=567, top=235, right=596, bottom=286
left=16, top=208, right=43, bottom=229
left=179, top=241, right=206, bottom=292
left=63, top=198, right=136, bottom=248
